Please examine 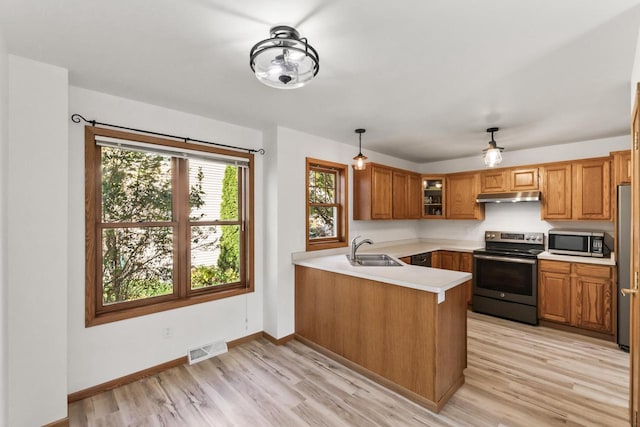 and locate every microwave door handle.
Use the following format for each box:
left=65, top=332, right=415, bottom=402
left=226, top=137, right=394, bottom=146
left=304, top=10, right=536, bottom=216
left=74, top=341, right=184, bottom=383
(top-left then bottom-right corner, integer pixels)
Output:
left=473, top=254, right=537, bottom=265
